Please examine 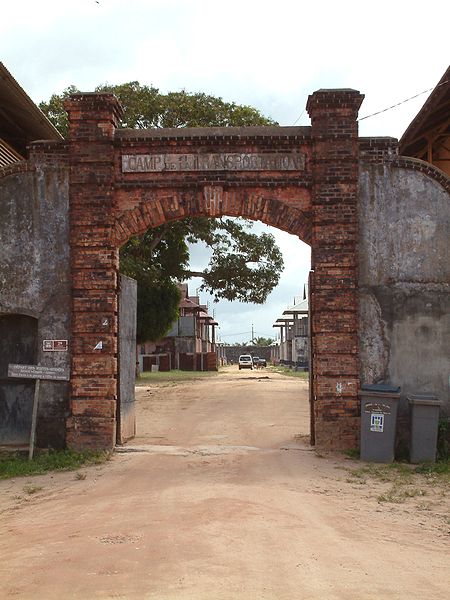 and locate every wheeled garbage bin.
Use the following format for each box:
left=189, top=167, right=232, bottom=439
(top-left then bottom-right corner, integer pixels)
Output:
left=408, top=394, right=442, bottom=463
left=359, top=384, right=401, bottom=463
